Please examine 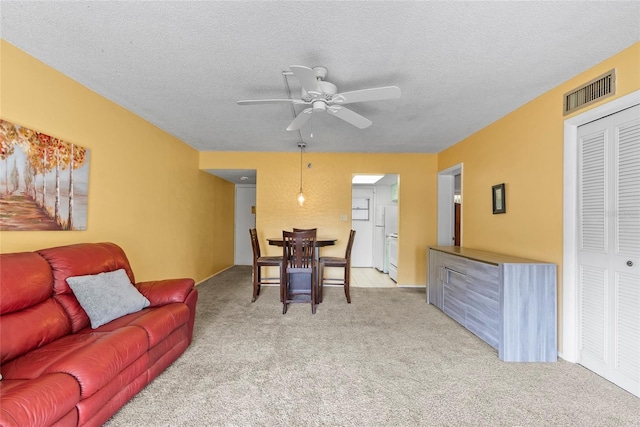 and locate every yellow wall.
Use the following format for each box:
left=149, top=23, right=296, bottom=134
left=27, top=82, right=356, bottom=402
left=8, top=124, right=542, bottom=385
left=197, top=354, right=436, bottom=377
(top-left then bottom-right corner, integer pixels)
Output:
left=3, top=35, right=636, bottom=306
left=0, top=40, right=235, bottom=282
left=440, top=42, right=639, bottom=261
left=201, top=152, right=438, bottom=285
left=438, top=42, right=640, bottom=349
